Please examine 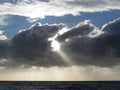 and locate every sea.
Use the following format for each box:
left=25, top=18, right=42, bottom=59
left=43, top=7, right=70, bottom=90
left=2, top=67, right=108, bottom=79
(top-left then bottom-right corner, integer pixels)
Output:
left=0, top=81, right=120, bottom=90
